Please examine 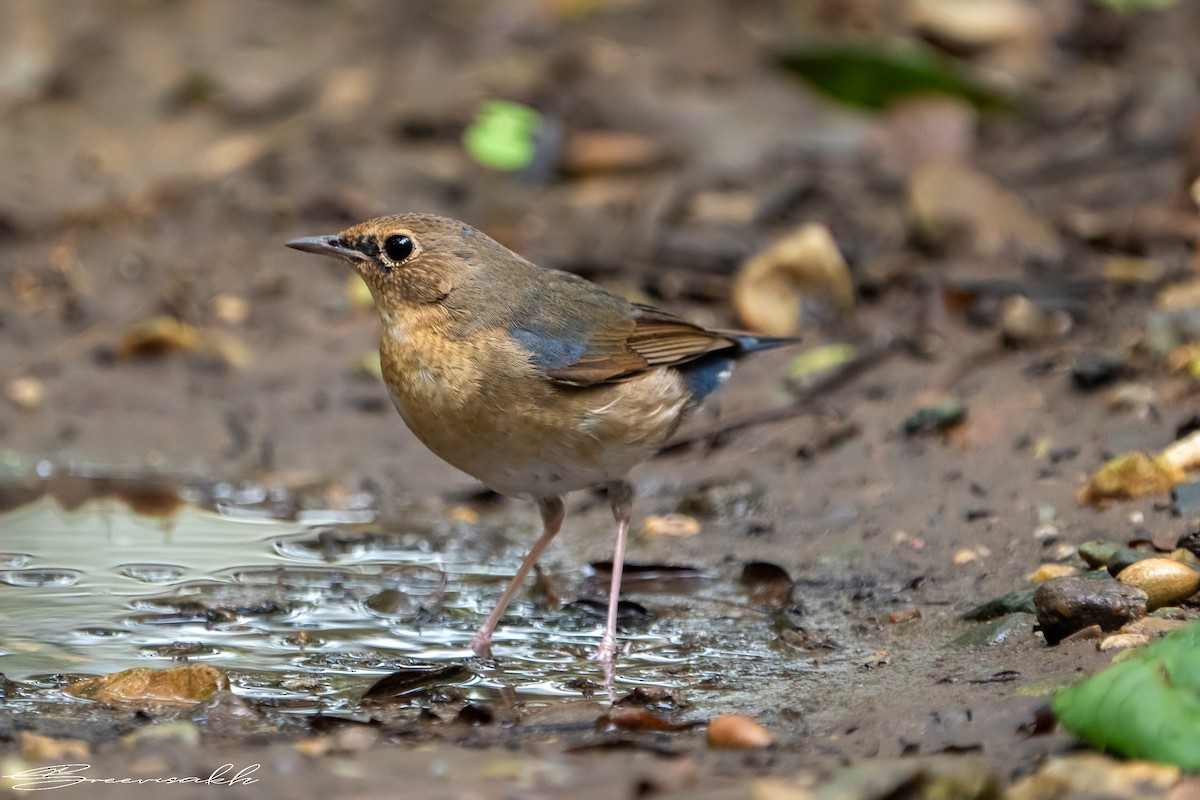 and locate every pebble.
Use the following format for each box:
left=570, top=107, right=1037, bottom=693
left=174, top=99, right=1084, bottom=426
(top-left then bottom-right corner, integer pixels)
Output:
left=1071, top=354, right=1125, bottom=391
left=962, top=588, right=1036, bottom=621
left=1033, top=576, right=1148, bottom=645
left=1028, top=563, right=1080, bottom=583
left=1115, top=558, right=1200, bottom=610
left=952, top=613, right=1030, bottom=647
left=1060, top=624, right=1104, bottom=643
left=1177, top=527, right=1200, bottom=559
left=641, top=513, right=702, bottom=538
left=6, top=377, right=43, bottom=411
left=1120, top=616, right=1188, bottom=638
left=1097, top=632, right=1149, bottom=652
left=1106, top=546, right=1152, bottom=577
left=903, top=400, right=967, bottom=436
left=20, top=732, right=91, bottom=762
left=1171, top=482, right=1200, bottom=518
left=706, top=714, right=773, bottom=749
left=677, top=481, right=765, bottom=519
left=1077, top=541, right=1119, bottom=569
